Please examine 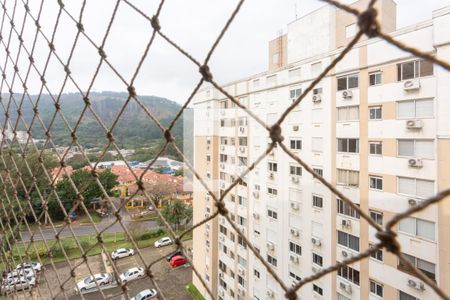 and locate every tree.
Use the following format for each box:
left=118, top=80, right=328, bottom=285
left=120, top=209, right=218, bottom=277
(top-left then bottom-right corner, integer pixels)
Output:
left=53, top=169, right=118, bottom=220
left=173, top=168, right=183, bottom=177
left=143, top=180, right=176, bottom=208
left=160, top=199, right=192, bottom=230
